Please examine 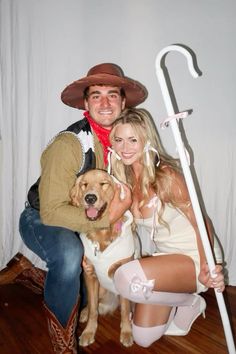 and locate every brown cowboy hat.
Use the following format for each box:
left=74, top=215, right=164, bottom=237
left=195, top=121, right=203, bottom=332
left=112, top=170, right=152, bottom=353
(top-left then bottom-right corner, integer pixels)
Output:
left=61, top=63, right=148, bottom=109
